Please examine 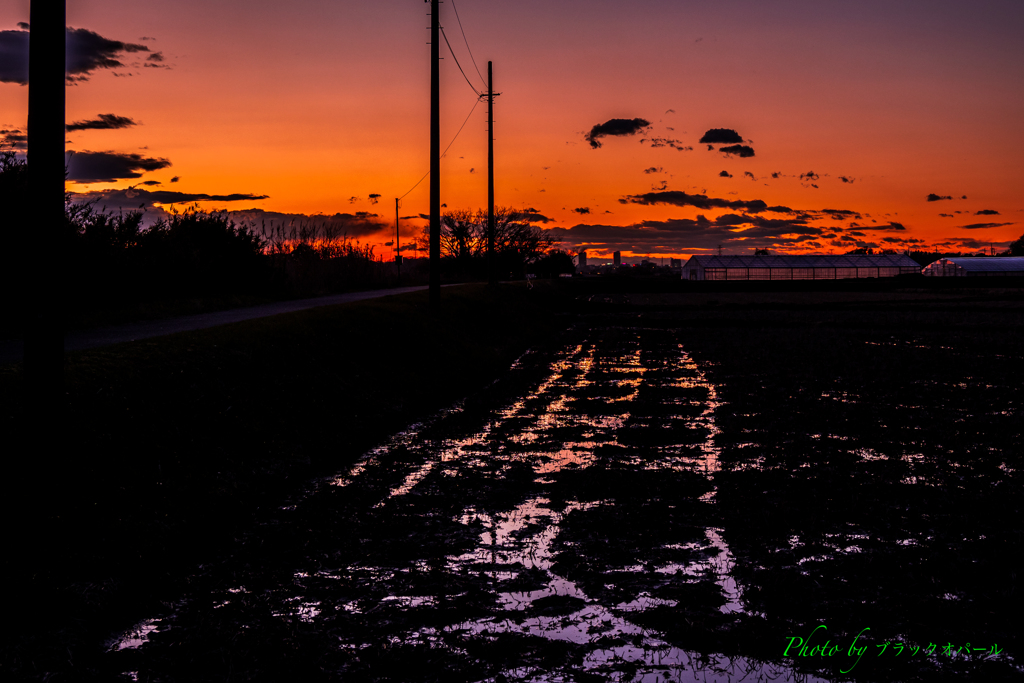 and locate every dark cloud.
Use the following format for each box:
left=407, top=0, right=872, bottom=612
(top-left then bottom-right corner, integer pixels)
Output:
left=719, top=171, right=732, bottom=178
left=521, top=208, right=554, bottom=223
left=719, top=144, right=755, bottom=158
left=1, top=26, right=153, bottom=85
left=67, top=27, right=150, bottom=80
left=140, top=180, right=161, bottom=186
left=369, top=193, right=381, bottom=204
left=573, top=207, right=591, bottom=215
left=146, top=51, right=164, bottom=62
left=838, top=176, right=855, bottom=183
left=643, top=167, right=663, bottom=174
left=66, top=150, right=171, bottom=183
left=548, top=202, right=952, bottom=255
left=975, top=209, right=1000, bottom=215
left=771, top=172, right=781, bottom=179
left=68, top=187, right=269, bottom=226
left=799, top=171, right=820, bottom=182
left=699, top=128, right=743, bottom=144
left=641, top=137, right=692, bottom=151
left=0, top=30, right=29, bottom=83
left=0, top=128, right=27, bottom=150
left=939, top=213, right=953, bottom=218
left=170, top=176, right=180, bottom=183
left=927, top=193, right=953, bottom=202
left=546, top=211, right=835, bottom=255
left=743, top=171, right=756, bottom=180
left=959, top=222, right=1014, bottom=230
left=665, top=109, right=676, bottom=114
left=585, top=118, right=651, bottom=149
left=934, top=237, right=1011, bottom=250
left=17, top=22, right=29, bottom=30
left=961, top=195, right=968, bottom=199
left=149, top=192, right=268, bottom=203
left=66, top=113, right=138, bottom=132
left=621, top=190, right=794, bottom=214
